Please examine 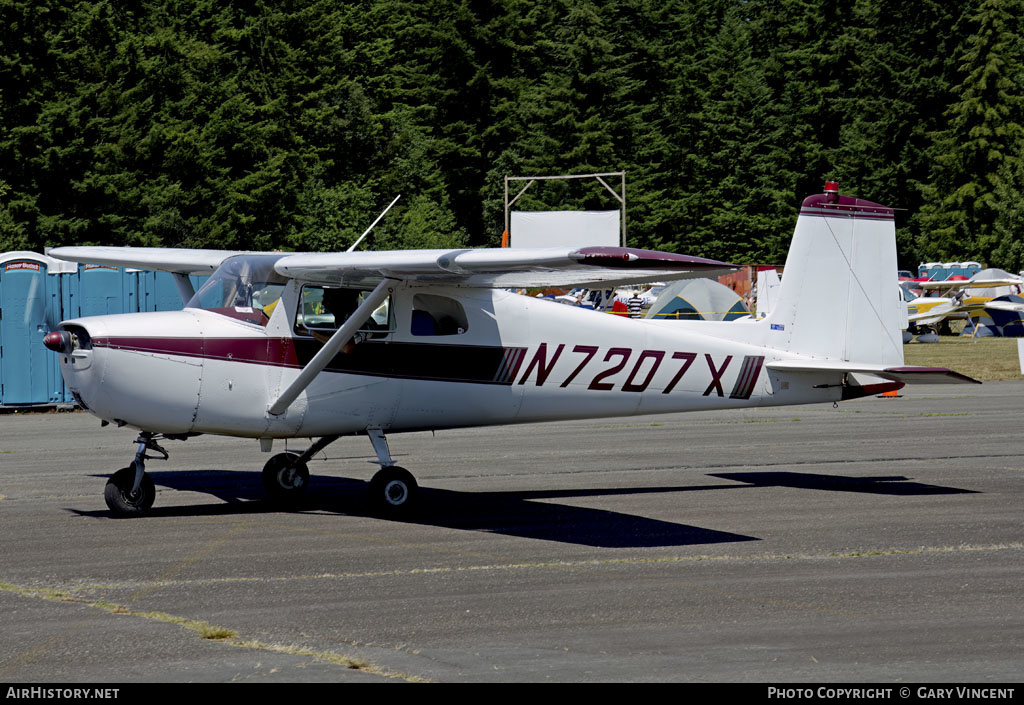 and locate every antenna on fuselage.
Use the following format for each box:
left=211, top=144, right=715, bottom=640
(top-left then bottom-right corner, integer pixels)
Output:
left=346, top=194, right=401, bottom=252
